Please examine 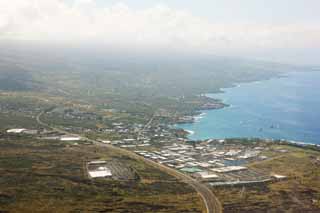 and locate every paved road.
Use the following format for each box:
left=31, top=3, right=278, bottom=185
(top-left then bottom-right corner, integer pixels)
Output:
left=36, top=111, right=222, bottom=213
left=137, top=114, right=155, bottom=140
